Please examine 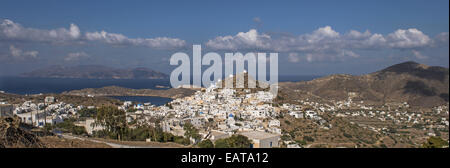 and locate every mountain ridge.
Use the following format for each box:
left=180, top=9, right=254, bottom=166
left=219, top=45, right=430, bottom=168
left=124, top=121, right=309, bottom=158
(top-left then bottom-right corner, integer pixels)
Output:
left=278, top=61, right=449, bottom=108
